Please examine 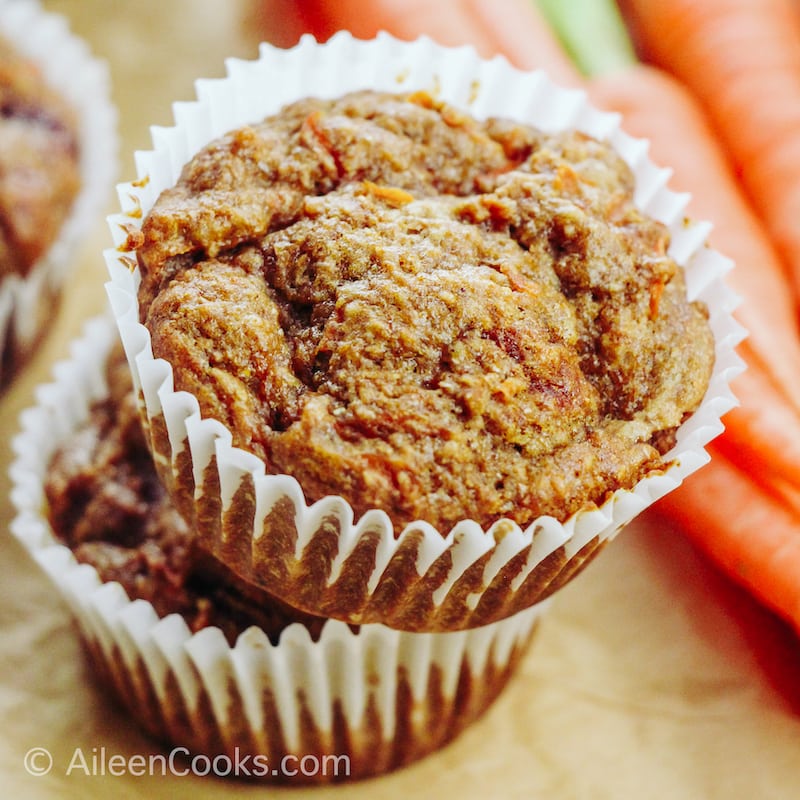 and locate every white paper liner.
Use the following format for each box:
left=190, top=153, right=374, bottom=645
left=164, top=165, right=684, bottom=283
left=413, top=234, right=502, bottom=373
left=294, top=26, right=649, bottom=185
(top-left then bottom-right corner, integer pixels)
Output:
left=104, top=33, right=745, bottom=632
left=0, top=0, right=117, bottom=387
left=8, top=313, right=544, bottom=781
